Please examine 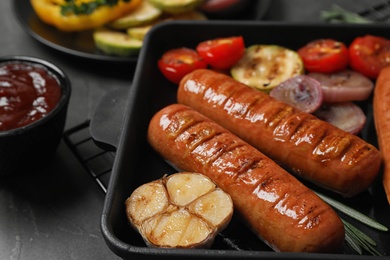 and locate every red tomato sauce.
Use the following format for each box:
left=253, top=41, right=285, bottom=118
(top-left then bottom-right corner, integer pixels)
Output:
left=0, top=62, right=61, bottom=131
